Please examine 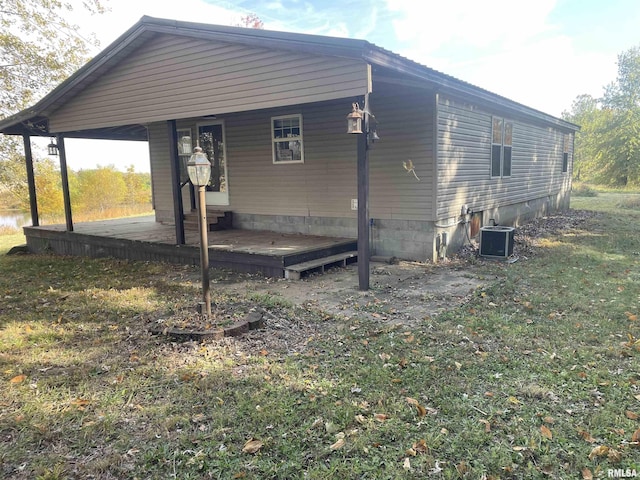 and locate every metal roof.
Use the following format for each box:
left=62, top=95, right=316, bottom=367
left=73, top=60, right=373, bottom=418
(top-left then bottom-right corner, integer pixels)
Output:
left=0, top=15, right=579, bottom=138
